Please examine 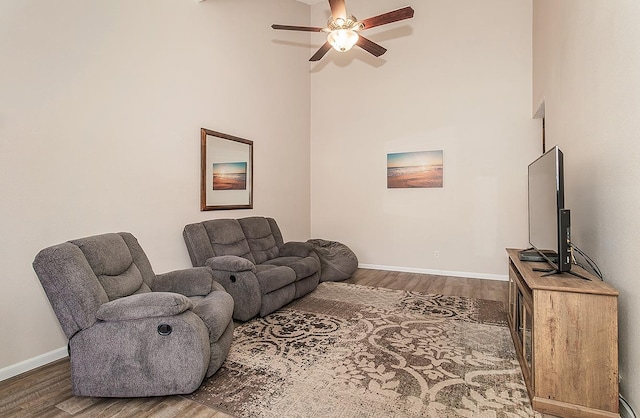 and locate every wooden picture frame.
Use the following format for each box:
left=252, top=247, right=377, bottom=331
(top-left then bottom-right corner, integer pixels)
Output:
left=201, top=128, right=253, bottom=211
